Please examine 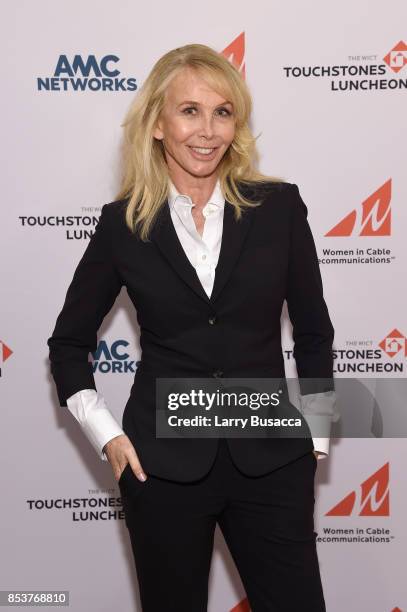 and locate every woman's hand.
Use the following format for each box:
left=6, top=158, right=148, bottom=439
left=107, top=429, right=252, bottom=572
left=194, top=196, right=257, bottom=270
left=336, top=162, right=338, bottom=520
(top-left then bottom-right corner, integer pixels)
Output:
left=103, top=434, right=148, bottom=482
left=313, top=450, right=321, bottom=460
